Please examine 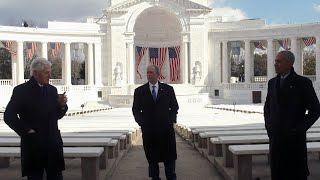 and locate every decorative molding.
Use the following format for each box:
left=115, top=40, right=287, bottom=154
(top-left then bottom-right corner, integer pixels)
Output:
left=107, top=0, right=211, bottom=12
